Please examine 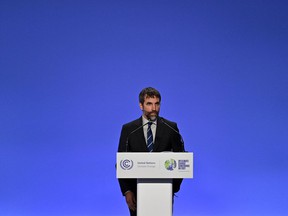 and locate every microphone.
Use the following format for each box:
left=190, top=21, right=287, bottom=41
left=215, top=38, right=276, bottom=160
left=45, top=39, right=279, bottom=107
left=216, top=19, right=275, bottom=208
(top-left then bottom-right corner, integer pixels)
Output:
left=125, top=121, right=151, bottom=152
left=160, top=117, right=185, bottom=152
